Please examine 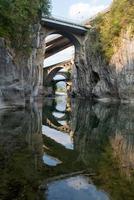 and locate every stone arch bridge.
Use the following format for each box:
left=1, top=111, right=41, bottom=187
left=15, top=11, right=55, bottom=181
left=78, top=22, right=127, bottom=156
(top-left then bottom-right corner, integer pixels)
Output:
left=43, top=59, right=73, bottom=95
left=40, top=15, right=89, bottom=96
